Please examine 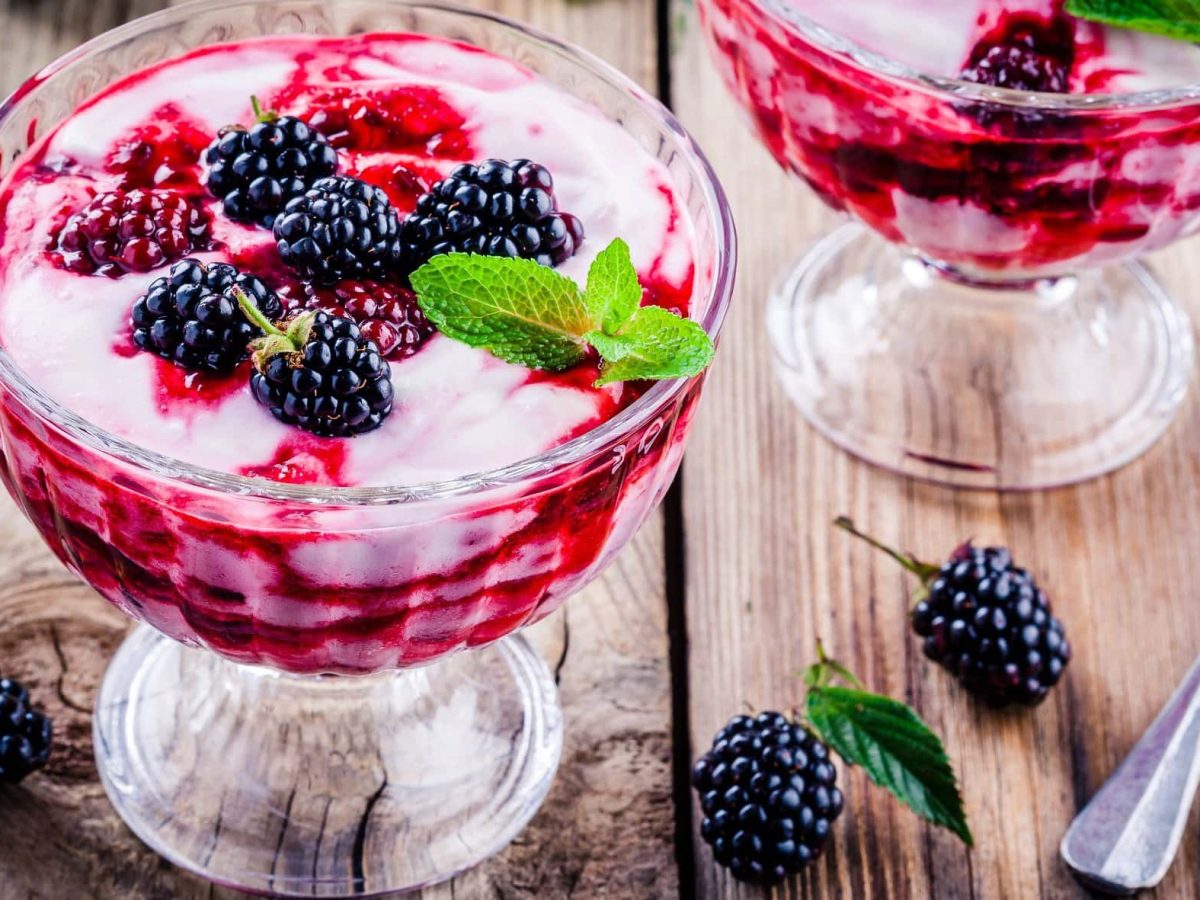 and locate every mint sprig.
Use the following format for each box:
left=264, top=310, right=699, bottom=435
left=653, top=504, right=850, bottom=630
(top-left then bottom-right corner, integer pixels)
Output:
left=1066, top=0, right=1200, bottom=42
left=801, top=648, right=974, bottom=847
left=410, top=239, right=715, bottom=386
